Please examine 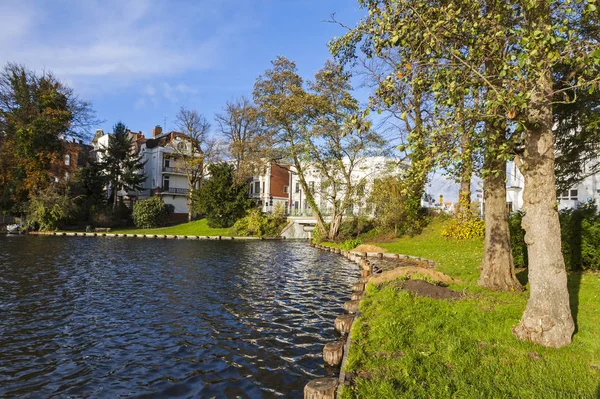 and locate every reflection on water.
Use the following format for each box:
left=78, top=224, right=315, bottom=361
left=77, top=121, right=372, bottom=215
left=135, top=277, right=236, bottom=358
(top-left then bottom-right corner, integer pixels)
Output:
left=0, top=236, right=358, bottom=398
